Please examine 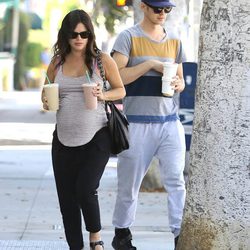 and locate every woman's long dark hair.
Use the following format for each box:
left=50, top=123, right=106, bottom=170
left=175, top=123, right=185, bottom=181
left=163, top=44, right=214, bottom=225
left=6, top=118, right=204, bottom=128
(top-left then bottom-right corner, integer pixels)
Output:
left=52, top=9, right=99, bottom=76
